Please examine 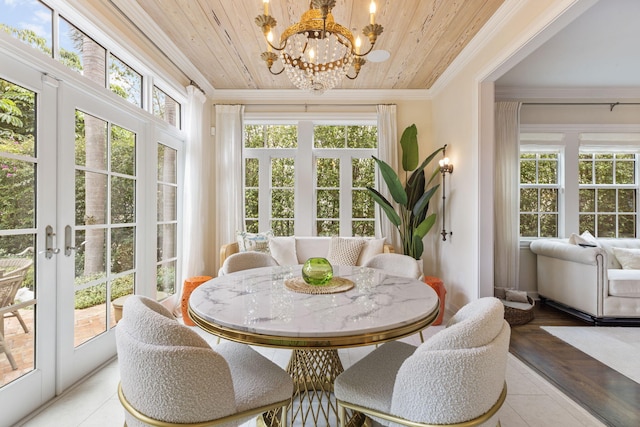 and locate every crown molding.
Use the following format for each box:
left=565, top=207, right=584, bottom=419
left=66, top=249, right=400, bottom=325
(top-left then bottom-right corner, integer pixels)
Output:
left=210, top=89, right=432, bottom=104
left=496, top=86, right=640, bottom=100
